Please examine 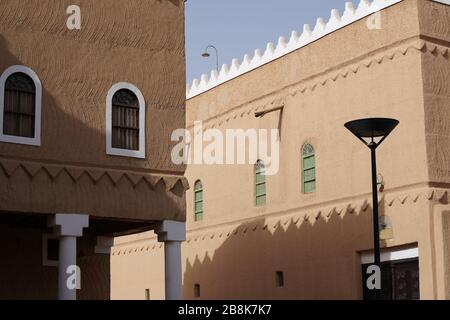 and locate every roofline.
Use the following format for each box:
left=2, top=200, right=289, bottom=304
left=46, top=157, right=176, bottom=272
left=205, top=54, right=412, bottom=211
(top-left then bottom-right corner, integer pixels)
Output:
left=186, top=0, right=406, bottom=100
